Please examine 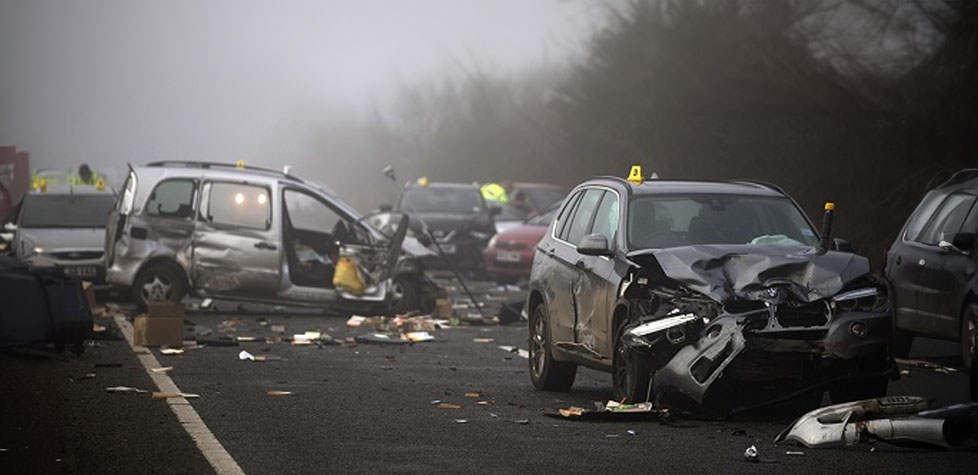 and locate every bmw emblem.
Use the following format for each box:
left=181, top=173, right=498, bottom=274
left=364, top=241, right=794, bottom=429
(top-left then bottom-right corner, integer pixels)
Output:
left=766, top=287, right=780, bottom=298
